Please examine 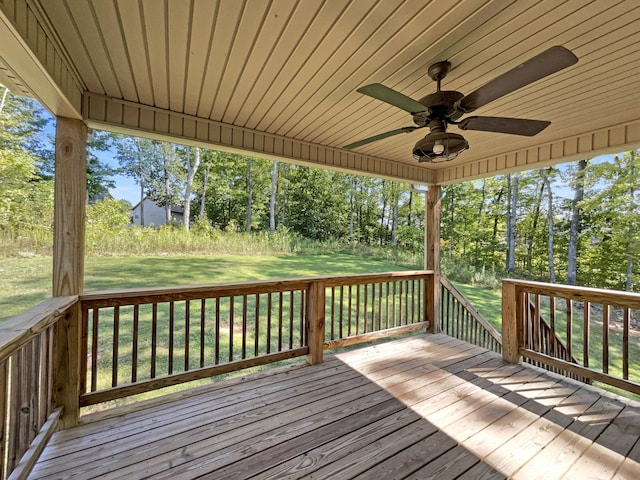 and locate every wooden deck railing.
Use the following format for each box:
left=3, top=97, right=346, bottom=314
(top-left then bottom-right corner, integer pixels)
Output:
left=502, top=279, right=640, bottom=395
left=9, top=272, right=640, bottom=479
left=78, top=271, right=432, bottom=407
left=439, top=276, right=502, bottom=353
left=524, top=296, right=591, bottom=383
left=323, top=272, right=429, bottom=349
left=0, top=296, right=77, bottom=480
